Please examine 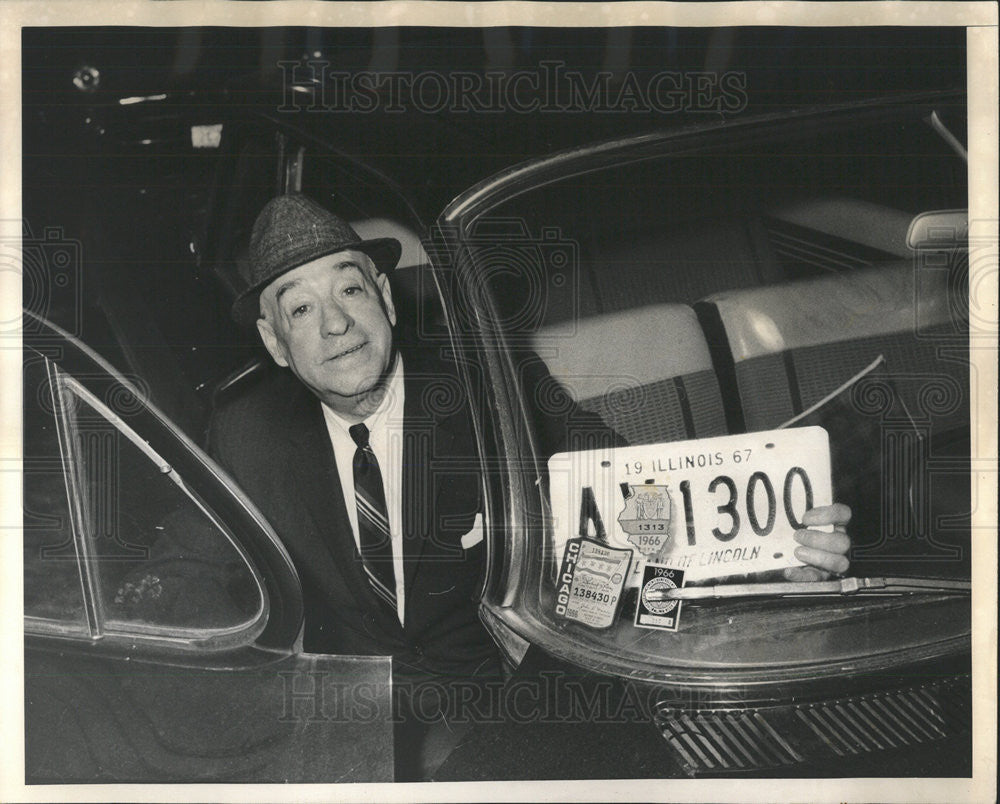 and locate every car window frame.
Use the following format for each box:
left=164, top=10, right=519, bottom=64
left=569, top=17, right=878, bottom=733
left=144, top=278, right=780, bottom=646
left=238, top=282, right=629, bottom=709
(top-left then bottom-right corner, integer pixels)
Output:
left=22, top=351, right=91, bottom=638
left=50, top=364, right=270, bottom=648
left=23, top=311, right=305, bottom=654
left=430, top=94, right=971, bottom=688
